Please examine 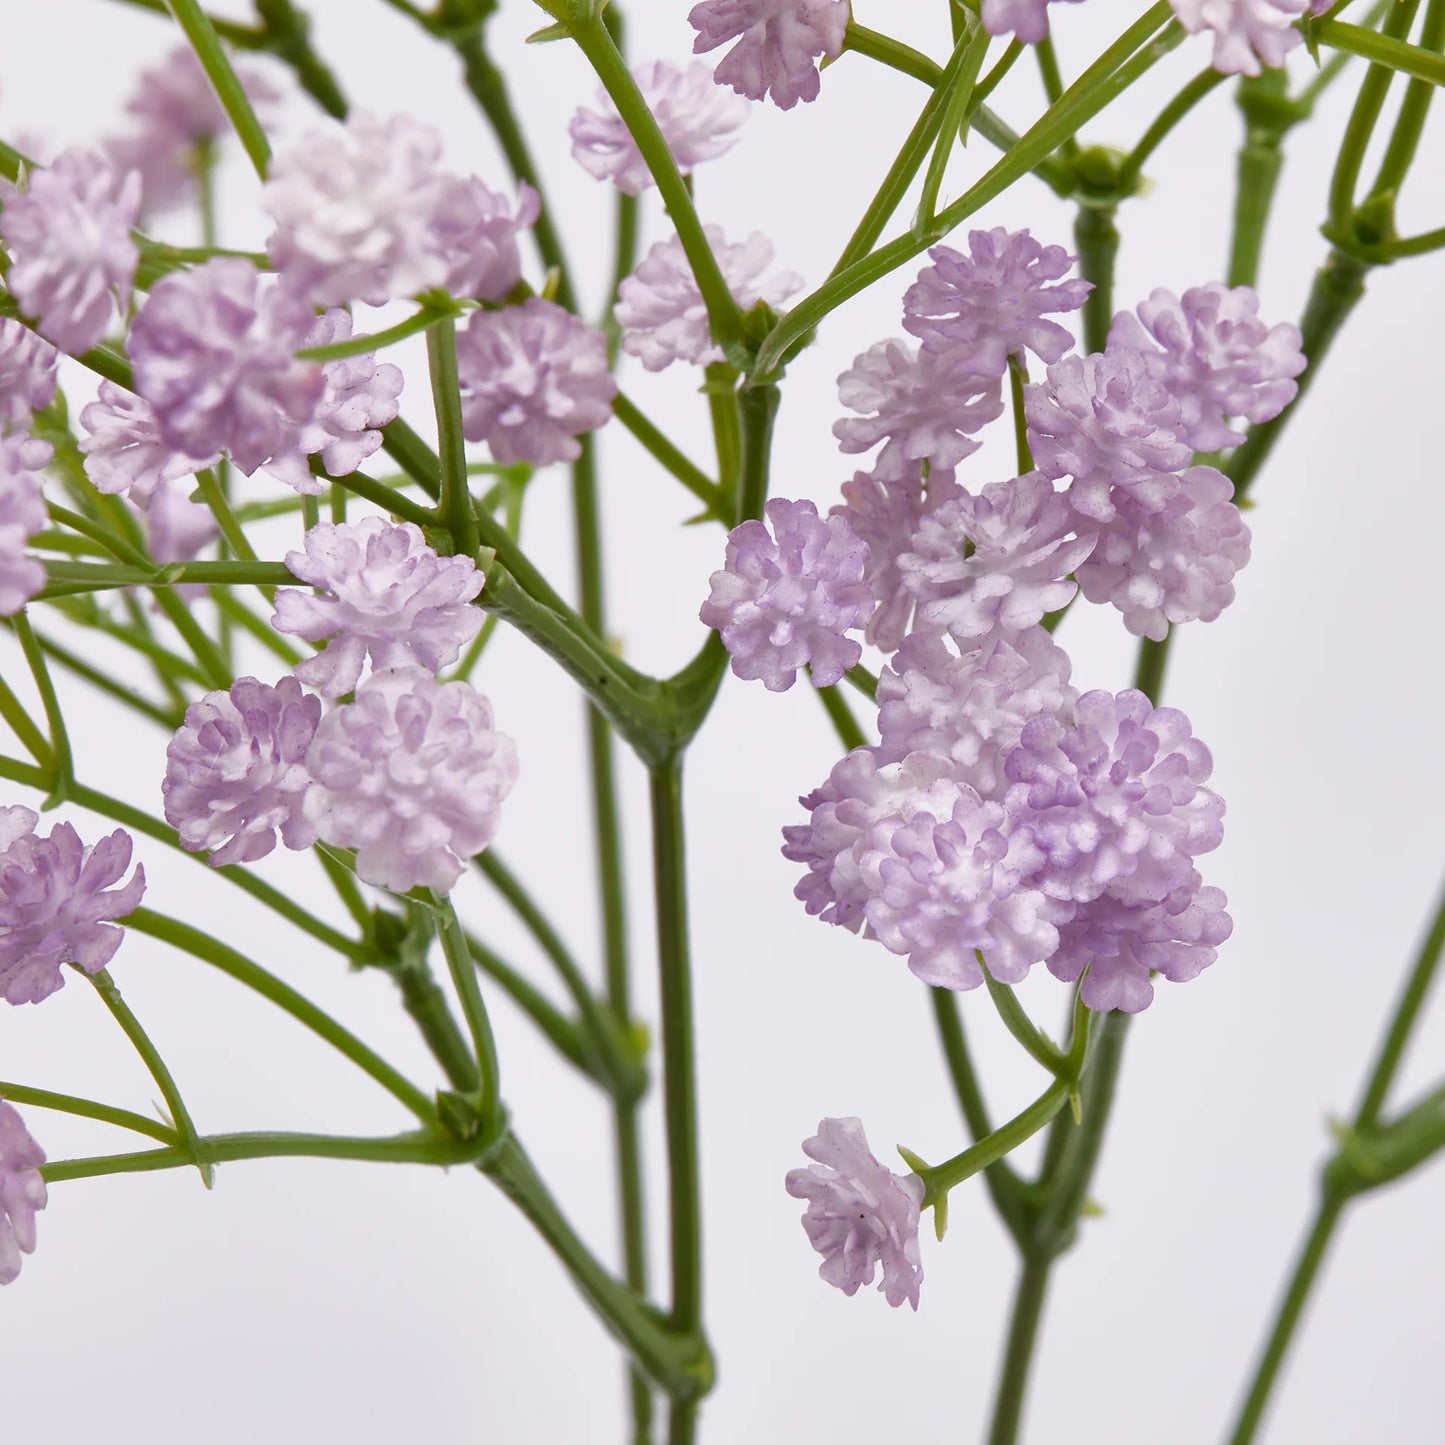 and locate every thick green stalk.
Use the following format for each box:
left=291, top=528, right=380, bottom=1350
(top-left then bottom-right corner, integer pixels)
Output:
left=986, top=1254, right=1053, bottom=1445
left=428, top=315, right=481, bottom=560
left=1072, top=202, right=1119, bottom=355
